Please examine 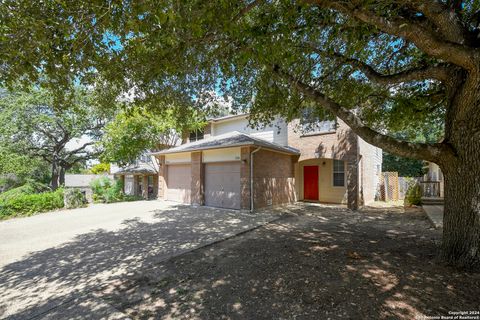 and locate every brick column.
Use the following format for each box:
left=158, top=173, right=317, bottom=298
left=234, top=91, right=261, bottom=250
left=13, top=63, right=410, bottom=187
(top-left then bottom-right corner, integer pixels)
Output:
left=133, top=175, right=140, bottom=196
left=240, top=146, right=252, bottom=210
left=346, top=159, right=359, bottom=210
left=142, top=175, right=148, bottom=199
left=153, top=175, right=159, bottom=199
left=191, top=151, right=203, bottom=205
left=119, top=175, right=125, bottom=193
left=157, top=155, right=166, bottom=199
